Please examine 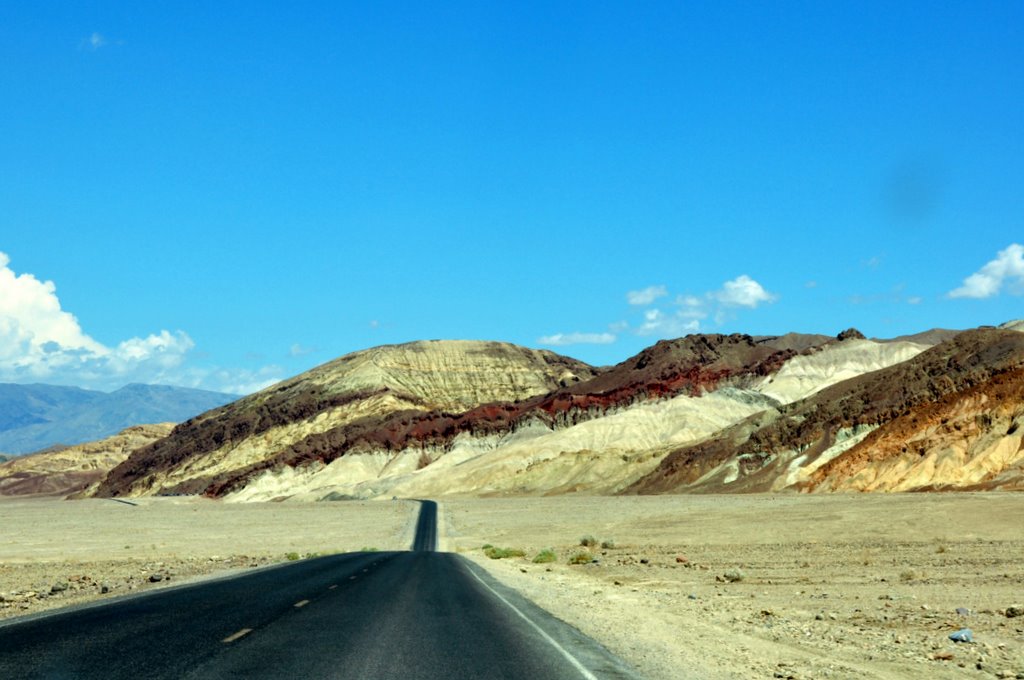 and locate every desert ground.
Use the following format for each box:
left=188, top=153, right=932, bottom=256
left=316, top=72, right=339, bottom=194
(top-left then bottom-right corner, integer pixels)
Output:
left=2, top=493, right=1022, bottom=679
